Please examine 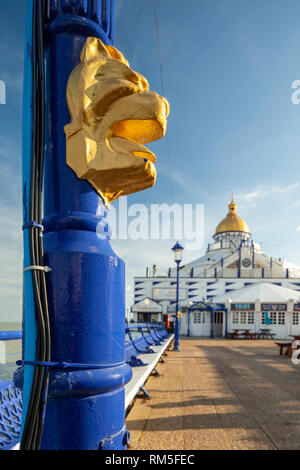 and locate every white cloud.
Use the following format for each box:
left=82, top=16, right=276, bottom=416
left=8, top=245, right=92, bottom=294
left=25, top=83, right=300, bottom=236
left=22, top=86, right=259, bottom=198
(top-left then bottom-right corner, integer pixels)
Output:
left=237, top=183, right=299, bottom=203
